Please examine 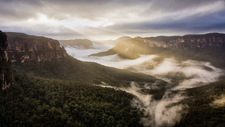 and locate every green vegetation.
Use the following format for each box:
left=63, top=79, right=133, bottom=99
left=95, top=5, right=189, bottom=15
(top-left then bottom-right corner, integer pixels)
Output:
left=2, top=32, right=225, bottom=127
left=6, top=32, right=56, bottom=43
left=13, top=56, right=165, bottom=87
left=0, top=74, right=143, bottom=127
left=176, top=80, right=225, bottom=127
left=0, top=47, right=168, bottom=127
